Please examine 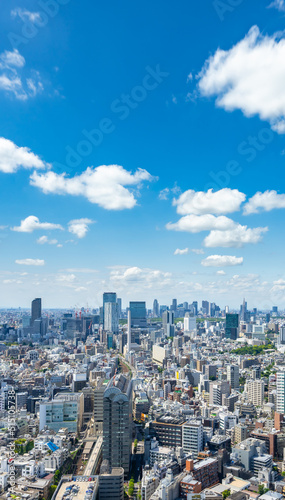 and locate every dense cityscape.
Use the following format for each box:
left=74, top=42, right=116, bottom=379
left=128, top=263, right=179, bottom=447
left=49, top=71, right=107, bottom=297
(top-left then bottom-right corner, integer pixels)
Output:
left=0, top=295, right=285, bottom=500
